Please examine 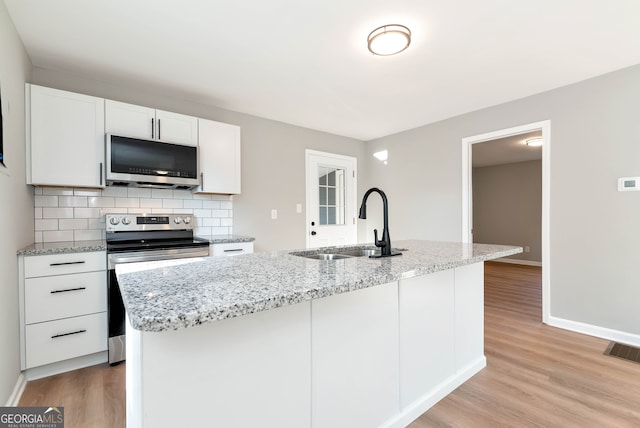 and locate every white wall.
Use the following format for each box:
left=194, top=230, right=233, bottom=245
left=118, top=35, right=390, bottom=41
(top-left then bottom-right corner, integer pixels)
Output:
left=366, top=64, right=640, bottom=337
left=473, top=160, right=542, bottom=262
left=0, top=1, right=34, bottom=404
left=30, top=68, right=368, bottom=252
